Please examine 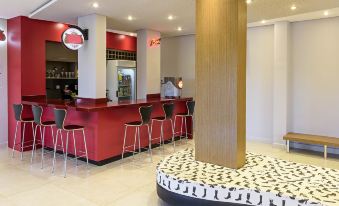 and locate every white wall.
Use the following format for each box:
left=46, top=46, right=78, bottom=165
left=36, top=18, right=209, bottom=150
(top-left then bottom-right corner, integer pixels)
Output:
left=246, top=26, right=274, bottom=142
left=161, top=30, right=275, bottom=141
left=78, top=14, right=107, bottom=99
left=161, top=17, right=339, bottom=155
left=137, top=29, right=161, bottom=98
left=0, top=19, right=7, bottom=145
left=161, top=35, right=195, bottom=97
left=290, top=17, right=339, bottom=154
